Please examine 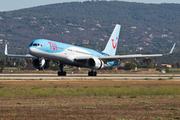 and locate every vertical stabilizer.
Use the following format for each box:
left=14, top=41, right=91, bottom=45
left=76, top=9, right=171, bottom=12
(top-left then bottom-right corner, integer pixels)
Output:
left=102, top=24, right=121, bottom=56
